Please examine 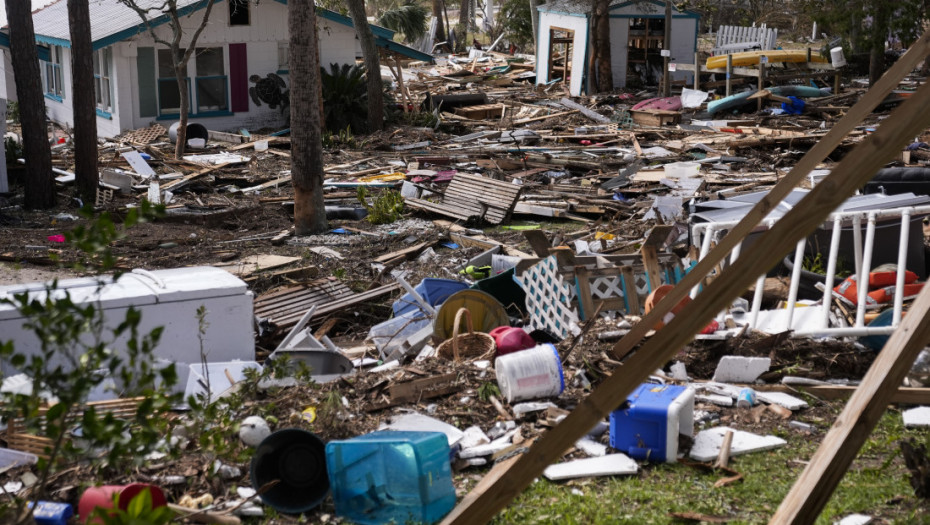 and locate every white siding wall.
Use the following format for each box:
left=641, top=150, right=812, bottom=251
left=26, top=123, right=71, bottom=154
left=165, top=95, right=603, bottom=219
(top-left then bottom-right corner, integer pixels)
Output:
left=1, top=50, right=15, bottom=102
left=535, top=12, right=589, bottom=96
left=39, top=2, right=363, bottom=137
